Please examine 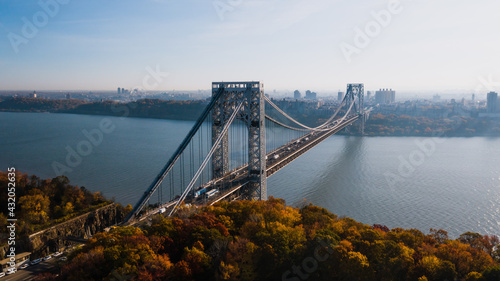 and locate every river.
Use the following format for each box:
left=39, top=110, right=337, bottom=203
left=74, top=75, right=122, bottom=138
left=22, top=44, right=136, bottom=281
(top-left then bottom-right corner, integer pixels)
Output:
left=1, top=112, right=499, bottom=237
